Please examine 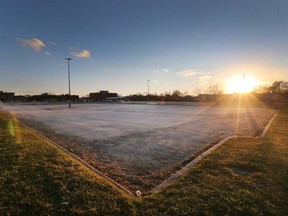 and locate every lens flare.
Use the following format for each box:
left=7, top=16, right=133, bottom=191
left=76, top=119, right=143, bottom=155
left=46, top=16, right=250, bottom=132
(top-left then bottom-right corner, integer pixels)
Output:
left=226, top=74, right=258, bottom=94
left=6, top=114, right=22, bottom=144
